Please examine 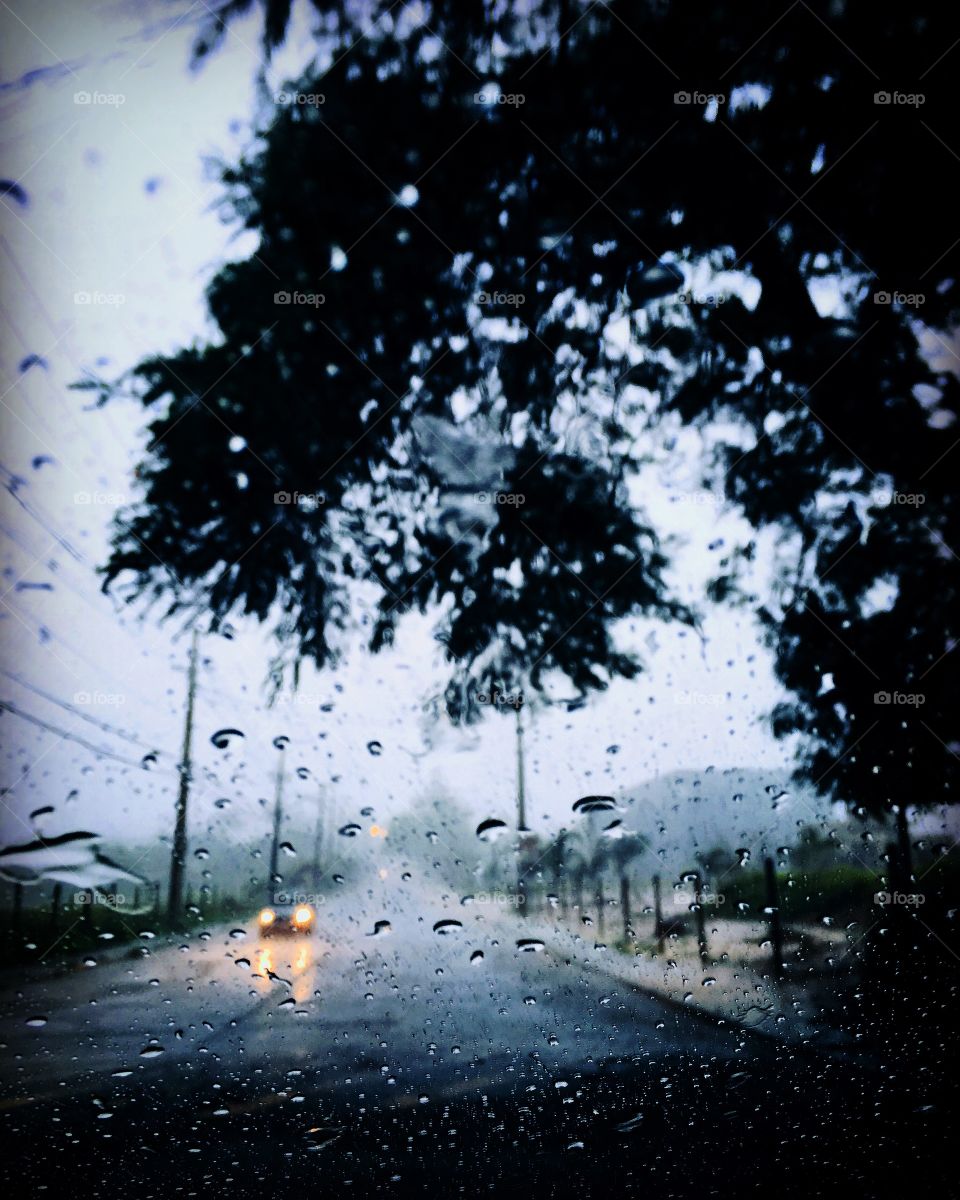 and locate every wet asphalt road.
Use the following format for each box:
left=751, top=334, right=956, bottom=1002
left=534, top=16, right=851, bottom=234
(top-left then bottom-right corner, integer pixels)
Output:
left=0, top=904, right=952, bottom=1198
